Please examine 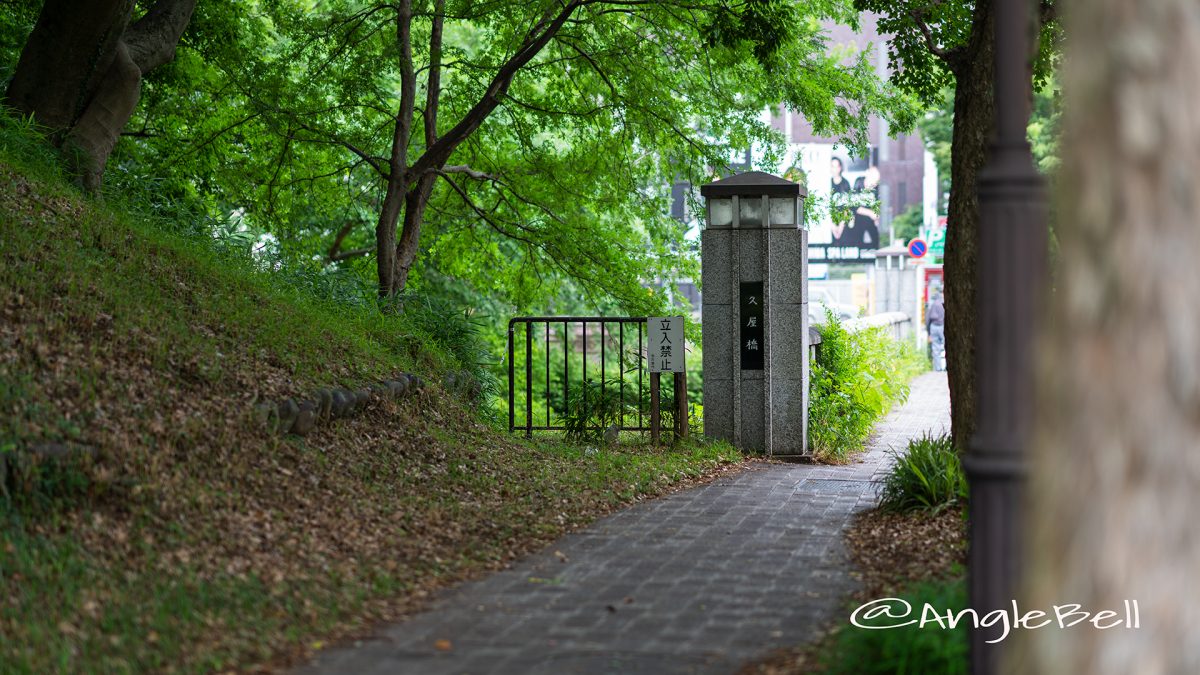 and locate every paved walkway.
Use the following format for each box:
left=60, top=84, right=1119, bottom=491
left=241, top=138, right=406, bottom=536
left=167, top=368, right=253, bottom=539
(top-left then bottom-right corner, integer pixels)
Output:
left=298, top=372, right=950, bottom=675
